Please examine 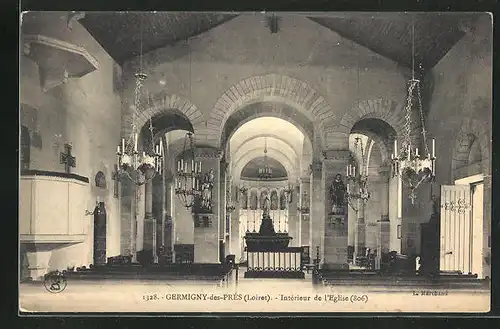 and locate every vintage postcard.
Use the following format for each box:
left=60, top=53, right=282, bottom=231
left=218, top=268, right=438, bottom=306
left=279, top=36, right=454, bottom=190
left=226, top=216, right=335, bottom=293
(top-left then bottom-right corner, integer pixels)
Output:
left=19, top=11, right=492, bottom=313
